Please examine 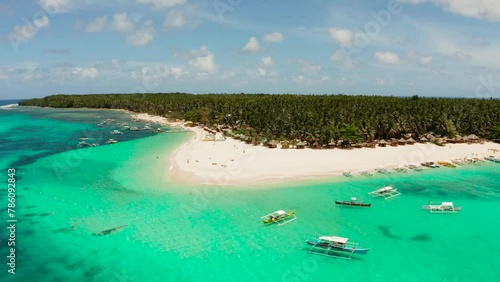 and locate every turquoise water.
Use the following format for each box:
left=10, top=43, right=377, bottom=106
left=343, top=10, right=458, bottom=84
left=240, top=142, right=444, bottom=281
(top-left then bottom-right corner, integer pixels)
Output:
left=1, top=104, right=499, bottom=282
